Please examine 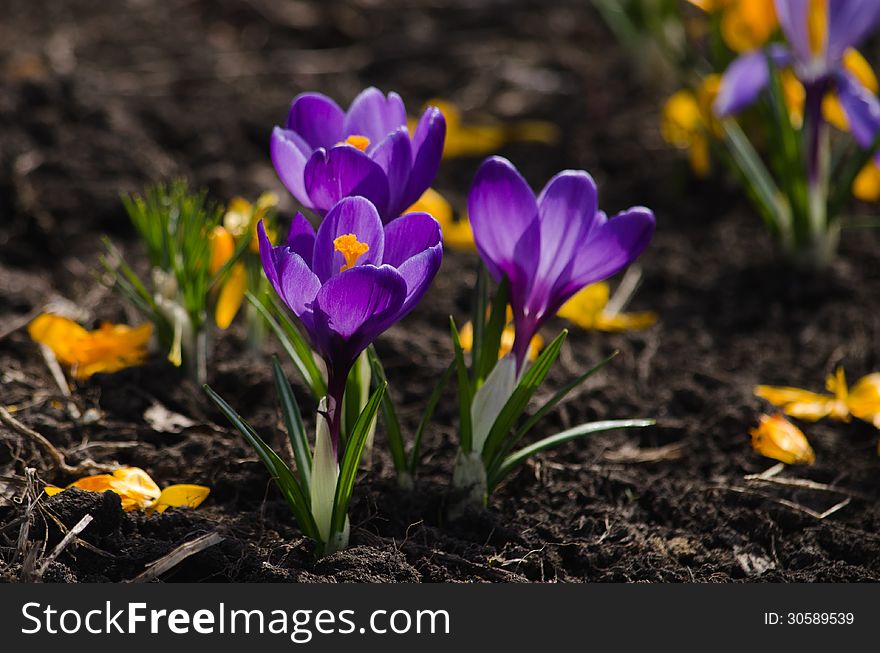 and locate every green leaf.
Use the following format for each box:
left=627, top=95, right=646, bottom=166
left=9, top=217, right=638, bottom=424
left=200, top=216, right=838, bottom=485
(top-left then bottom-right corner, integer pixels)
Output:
left=272, top=356, right=311, bottom=496
left=488, top=350, right=620, bottom=480
left=410, top=360, right=455, bottom=476
left=450, top=317, right=474, bottom=453
left=203, top=384, right=319, bottom=541
left=367, top=346, right=408, bottom=476
left=470, top=266, right=488, bottom=383
left=490, top=419, right=655, bottom=490
left=480, top=330, right=568, bottom=467
left=721, top=118, right=788, bottom=234
left=246, top=291, right=327, bottom=399
left=476, top=276, right=510, bottom=385
left=330, top=381, right=386, bottom=537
